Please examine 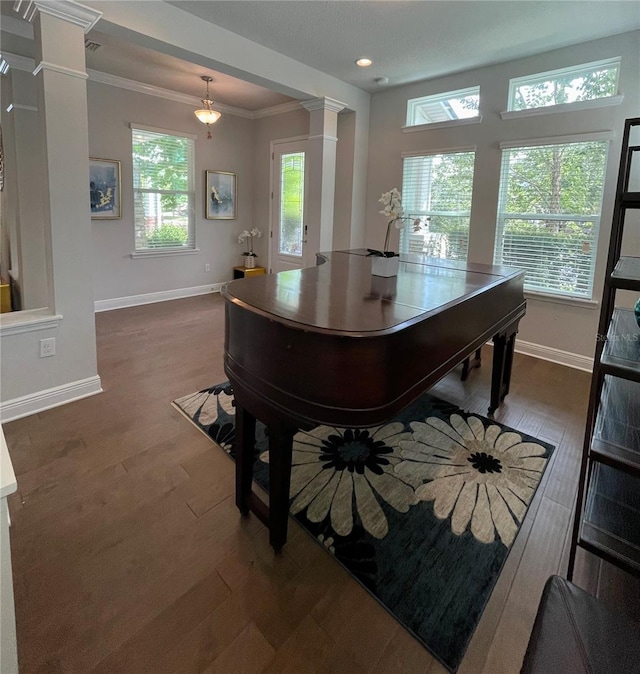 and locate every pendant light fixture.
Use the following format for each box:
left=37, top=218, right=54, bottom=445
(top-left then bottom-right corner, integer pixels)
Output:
left=194, top=76, right=221, bottom=139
